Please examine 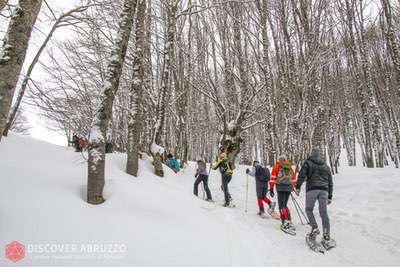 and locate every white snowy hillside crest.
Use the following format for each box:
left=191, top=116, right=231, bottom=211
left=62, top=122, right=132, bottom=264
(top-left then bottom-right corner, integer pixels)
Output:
left=1, top=134, right=400, bottom=267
